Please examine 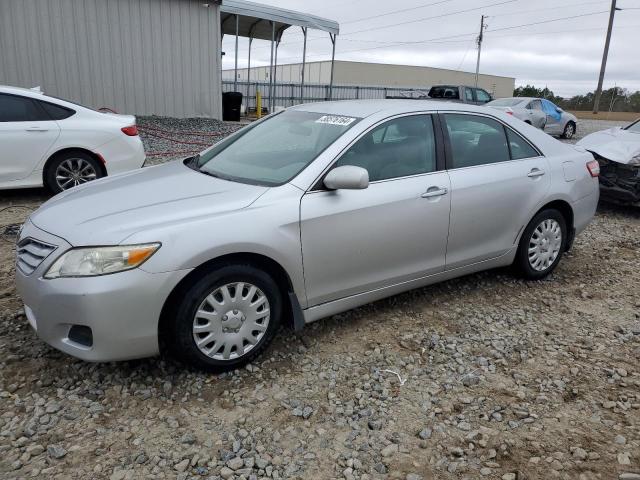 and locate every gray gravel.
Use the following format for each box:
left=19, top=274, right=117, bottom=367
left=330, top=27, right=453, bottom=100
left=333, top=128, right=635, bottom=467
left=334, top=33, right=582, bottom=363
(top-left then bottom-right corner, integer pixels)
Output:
left=1, top=115, right=639, bottom=480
